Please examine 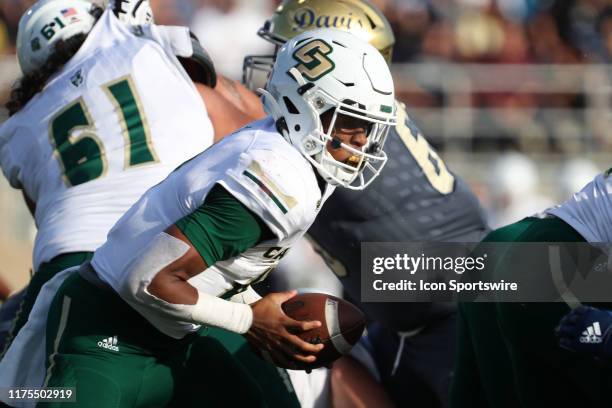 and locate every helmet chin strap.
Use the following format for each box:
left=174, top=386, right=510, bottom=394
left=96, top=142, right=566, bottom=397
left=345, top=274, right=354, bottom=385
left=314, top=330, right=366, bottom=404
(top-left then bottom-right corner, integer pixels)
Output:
left=258, top=87, right=292, bottom=139
left=328, top=137, right=360, bottom=168
left=287, top=67, right=308, bottom=86
left=258, top=88, right=284, bottom=121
